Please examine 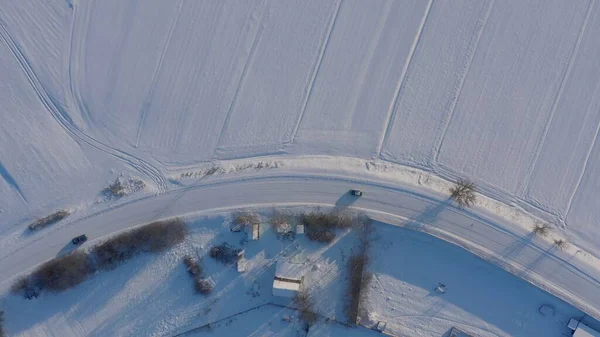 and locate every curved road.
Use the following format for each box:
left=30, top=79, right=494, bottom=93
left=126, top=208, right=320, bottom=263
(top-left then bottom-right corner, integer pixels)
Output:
left=2, top=174, right=600, bottom=320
